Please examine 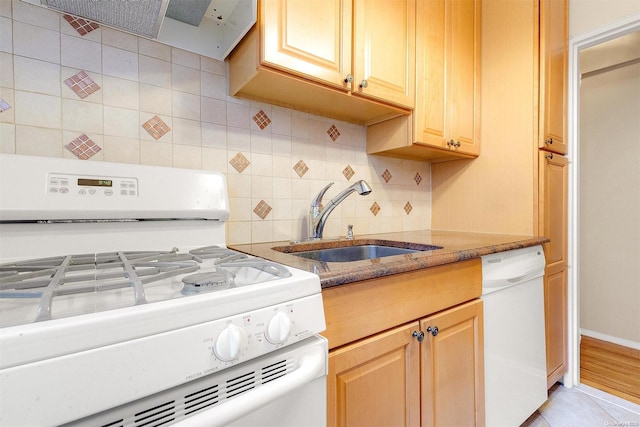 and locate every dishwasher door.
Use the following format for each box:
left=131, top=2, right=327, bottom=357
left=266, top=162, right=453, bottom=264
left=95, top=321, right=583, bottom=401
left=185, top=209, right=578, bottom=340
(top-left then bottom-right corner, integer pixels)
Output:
left=481, top=245, right=548, bottom=427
